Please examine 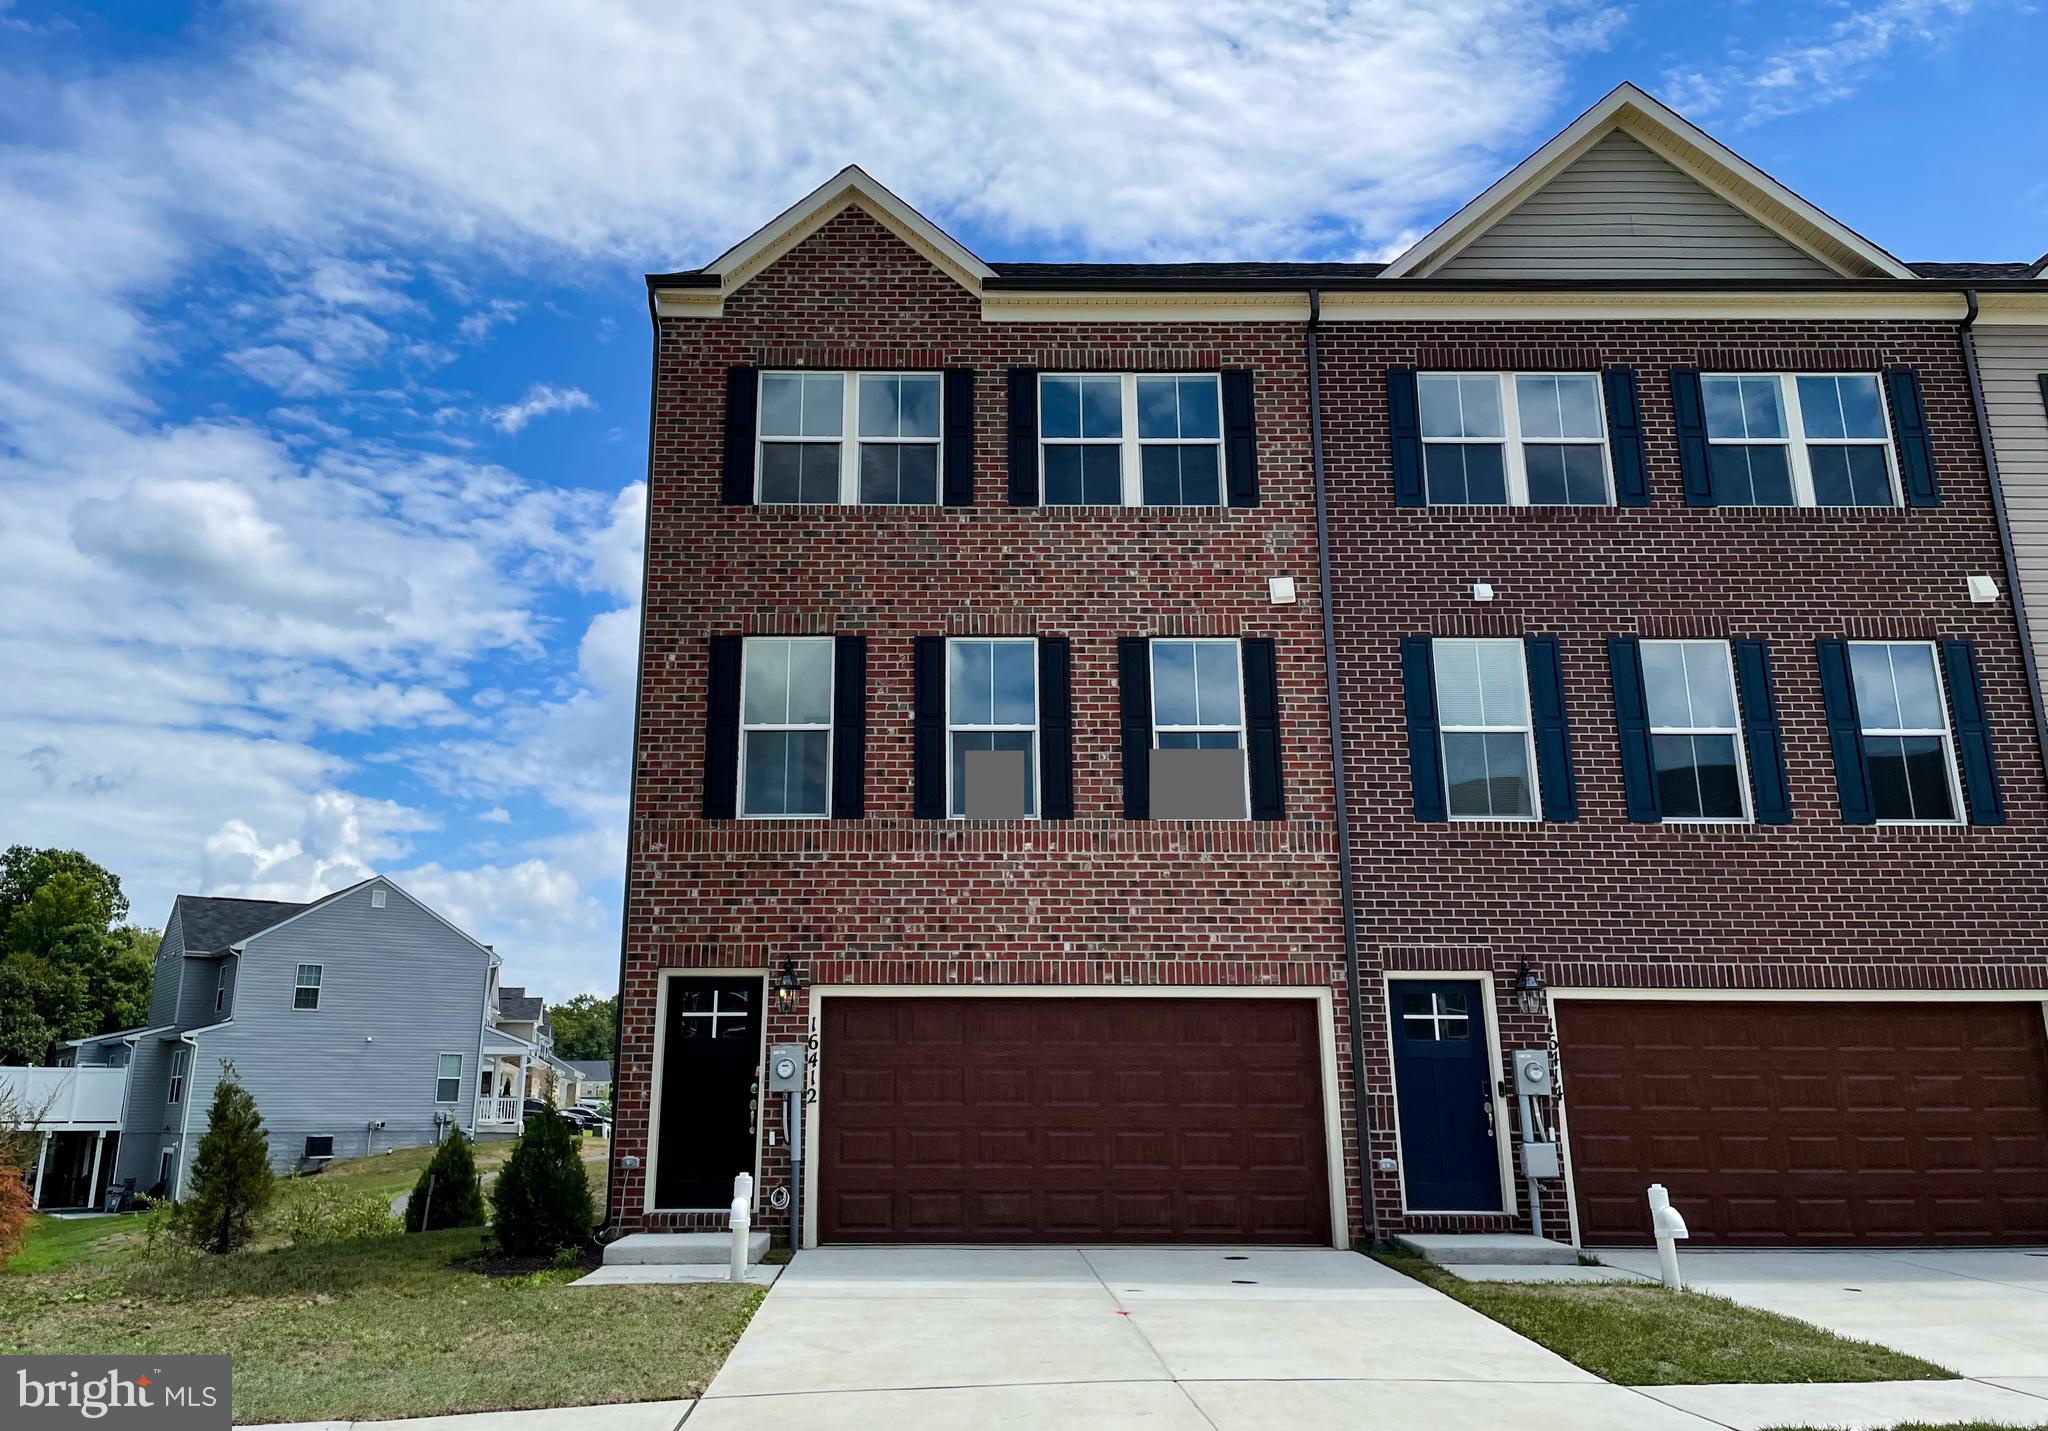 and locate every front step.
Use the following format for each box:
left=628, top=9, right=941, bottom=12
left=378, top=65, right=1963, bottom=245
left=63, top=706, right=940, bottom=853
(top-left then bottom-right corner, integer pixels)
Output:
left=1394, top=1232, right=1578, bottom=1267
left=603, top=1232, right=771, bottom=1267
